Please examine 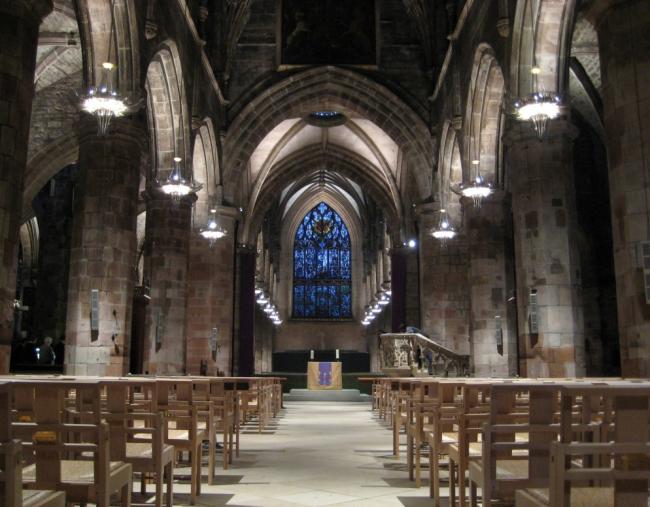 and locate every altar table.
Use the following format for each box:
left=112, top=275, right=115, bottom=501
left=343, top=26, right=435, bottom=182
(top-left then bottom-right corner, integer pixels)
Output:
left=307, top=361, right=342, bottom=390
